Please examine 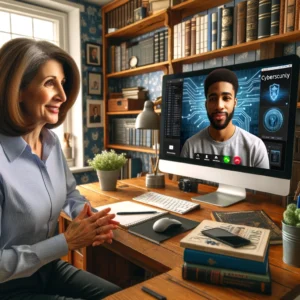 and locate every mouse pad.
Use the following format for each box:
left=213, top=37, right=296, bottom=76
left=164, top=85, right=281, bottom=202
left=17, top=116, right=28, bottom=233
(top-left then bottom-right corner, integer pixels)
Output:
left=128, top=213, right=199, bottom=244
